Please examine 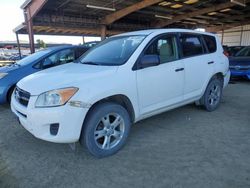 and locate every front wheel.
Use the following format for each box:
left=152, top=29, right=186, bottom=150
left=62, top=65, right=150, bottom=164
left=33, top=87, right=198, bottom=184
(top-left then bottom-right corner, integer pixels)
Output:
left=200, top=78, right=223, bottom=112
left=80, top=102, right=131, bottom=158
